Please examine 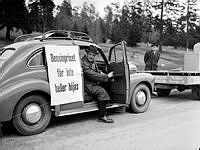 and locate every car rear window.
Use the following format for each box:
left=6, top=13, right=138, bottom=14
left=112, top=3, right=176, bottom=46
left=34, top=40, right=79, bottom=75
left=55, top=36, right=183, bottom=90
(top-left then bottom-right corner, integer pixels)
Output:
left=0, top=48, right=15, bottom=67
left=0, top=48, right=15, bottom=59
